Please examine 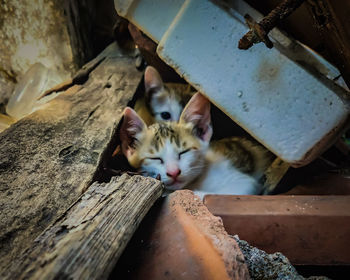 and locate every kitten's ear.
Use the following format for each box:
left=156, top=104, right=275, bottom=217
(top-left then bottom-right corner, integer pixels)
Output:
left=144, top=66, right=163, bottom=94
left=120, top=107, right=146, bottom=158
left=180, top=92, right=213, bottom=142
